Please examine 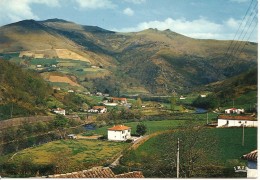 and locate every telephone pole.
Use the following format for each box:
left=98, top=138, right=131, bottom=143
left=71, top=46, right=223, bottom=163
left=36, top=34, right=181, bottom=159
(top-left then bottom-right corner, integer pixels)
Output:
left=177, top=138, right=180, bottom=178
left=242, top=123, right=245, bottom=146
